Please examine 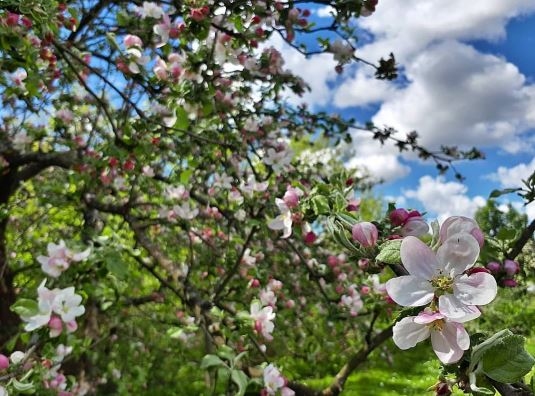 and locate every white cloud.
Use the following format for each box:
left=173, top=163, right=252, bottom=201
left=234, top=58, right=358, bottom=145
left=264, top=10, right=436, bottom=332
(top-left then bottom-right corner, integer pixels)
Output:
left=344, top=130, right=411, bottom=183
left=488, top=158, right=535, bottom=188
left=334, top=69, right=397, bottom=107
left=404, top=176, right=486, bottom=221
left=526, top=202, right=535, bottom=221
left=267, top=35, right=338, bottom=109
left=347, top=153, right=410, bottom=183
left=369, top=41, right=535, bottom=152
left=316, top=6, right=335, bottom=18
left=357, top=0, right=535, bottom=63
